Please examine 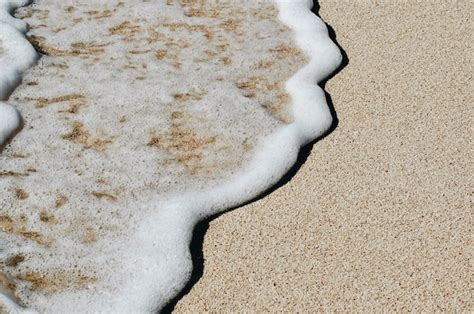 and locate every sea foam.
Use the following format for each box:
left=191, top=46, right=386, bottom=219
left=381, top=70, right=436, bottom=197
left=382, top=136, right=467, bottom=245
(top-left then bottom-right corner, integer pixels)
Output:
left=0, top=0, right=37, bottom=148
left=0, top=0, right=341, bottom=312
